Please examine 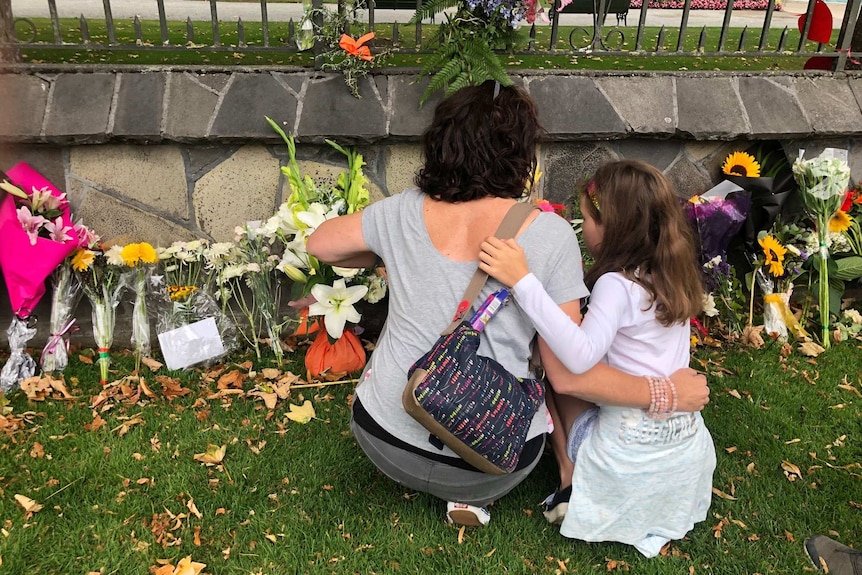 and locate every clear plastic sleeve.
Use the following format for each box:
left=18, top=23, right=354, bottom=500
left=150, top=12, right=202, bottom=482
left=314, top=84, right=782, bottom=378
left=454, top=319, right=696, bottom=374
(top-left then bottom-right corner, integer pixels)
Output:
left=0, top=317, right=38, bottom=393
left=40, top=264, right=83, bottom=373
